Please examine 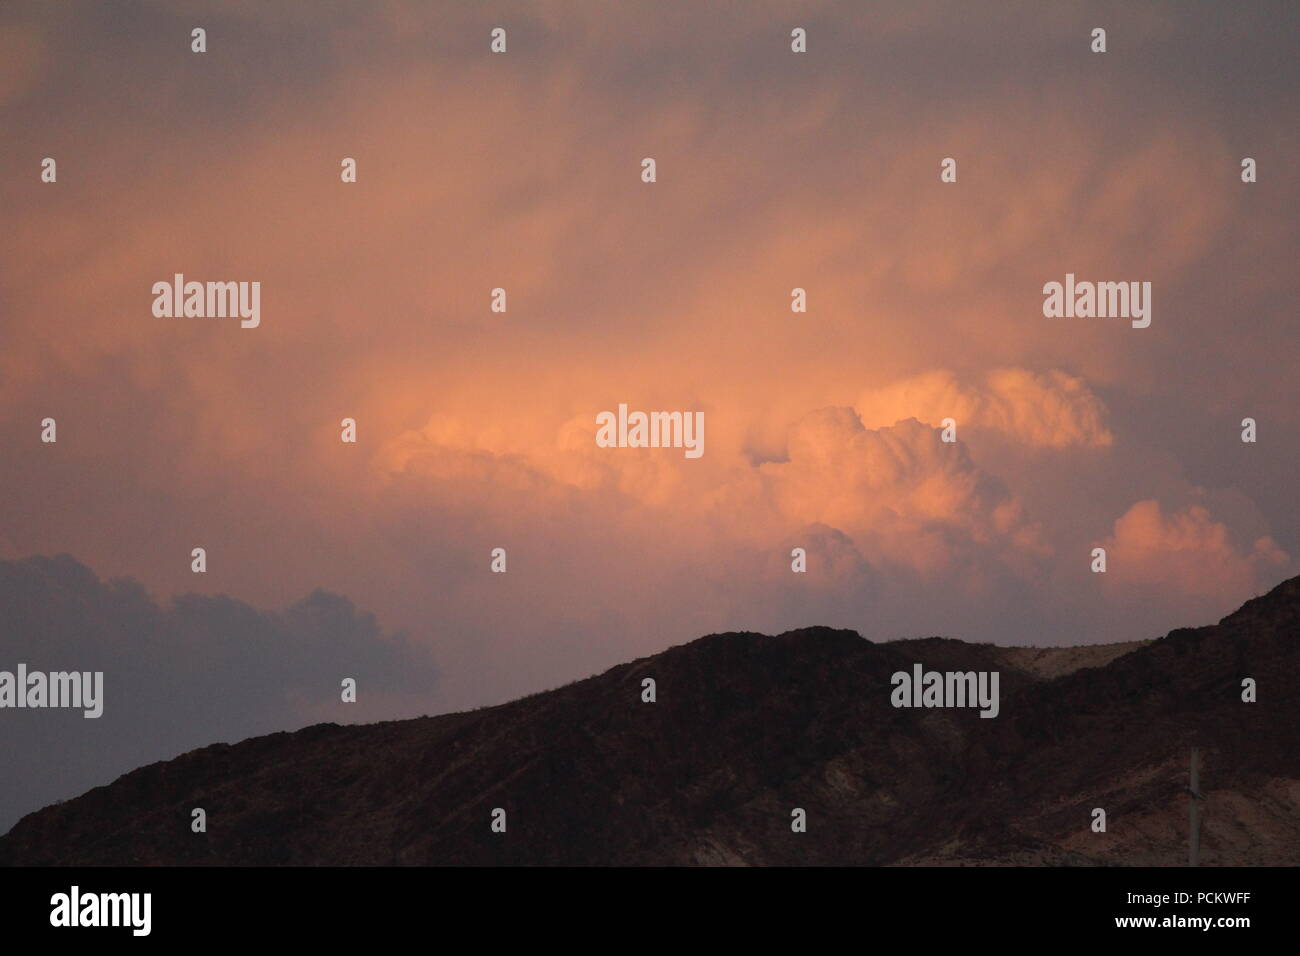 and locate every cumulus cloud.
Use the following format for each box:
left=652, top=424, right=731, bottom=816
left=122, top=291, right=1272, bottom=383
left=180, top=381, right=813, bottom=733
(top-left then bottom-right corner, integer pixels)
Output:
left=377, top=405, right=1051, bottom=590
left=757, top=409, right=1048, bottom=573
left=1101, top=500, right=1290, bottom=615
left=856, top=369, right=1113, bottom=449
